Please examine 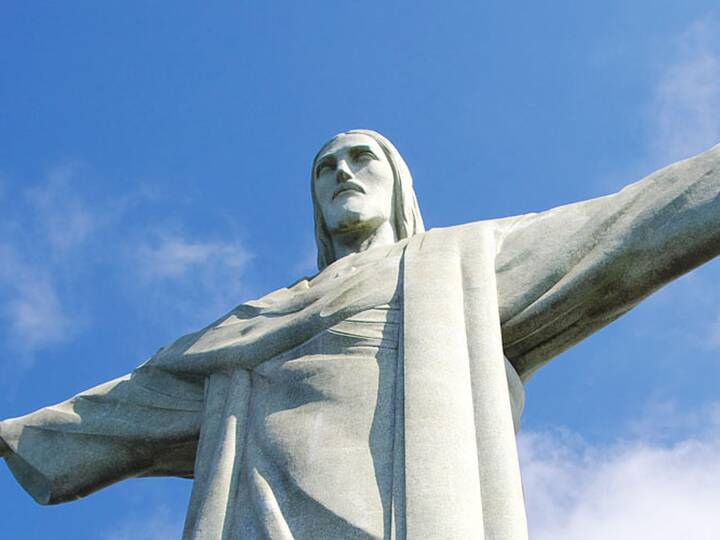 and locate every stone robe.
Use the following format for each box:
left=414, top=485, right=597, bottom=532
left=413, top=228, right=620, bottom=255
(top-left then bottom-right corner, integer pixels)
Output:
left=2, top=144, right=719, bottom=539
